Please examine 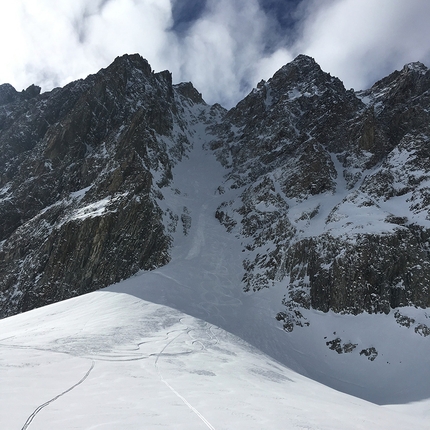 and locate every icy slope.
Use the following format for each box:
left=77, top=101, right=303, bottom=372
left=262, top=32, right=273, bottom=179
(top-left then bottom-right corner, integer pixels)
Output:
left=1, top=290, right=428, bottom=430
